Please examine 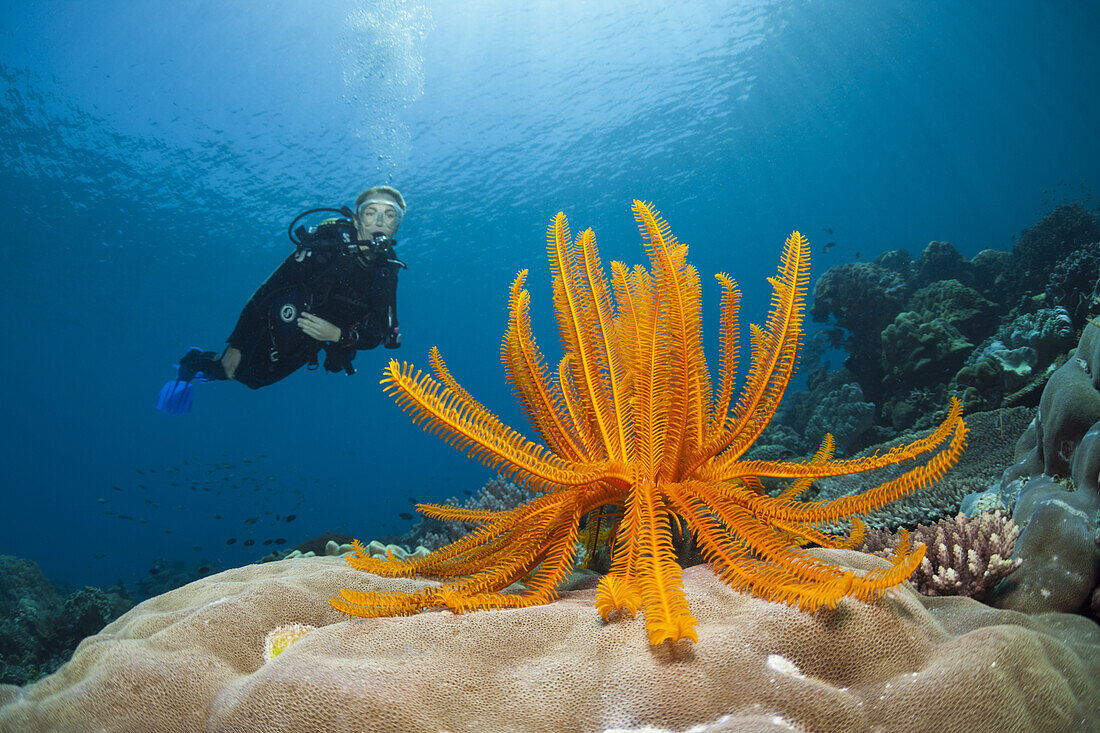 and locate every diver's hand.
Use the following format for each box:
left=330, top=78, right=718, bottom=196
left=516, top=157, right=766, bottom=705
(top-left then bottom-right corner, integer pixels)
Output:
left=298, top=312, right=341, bottom=342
